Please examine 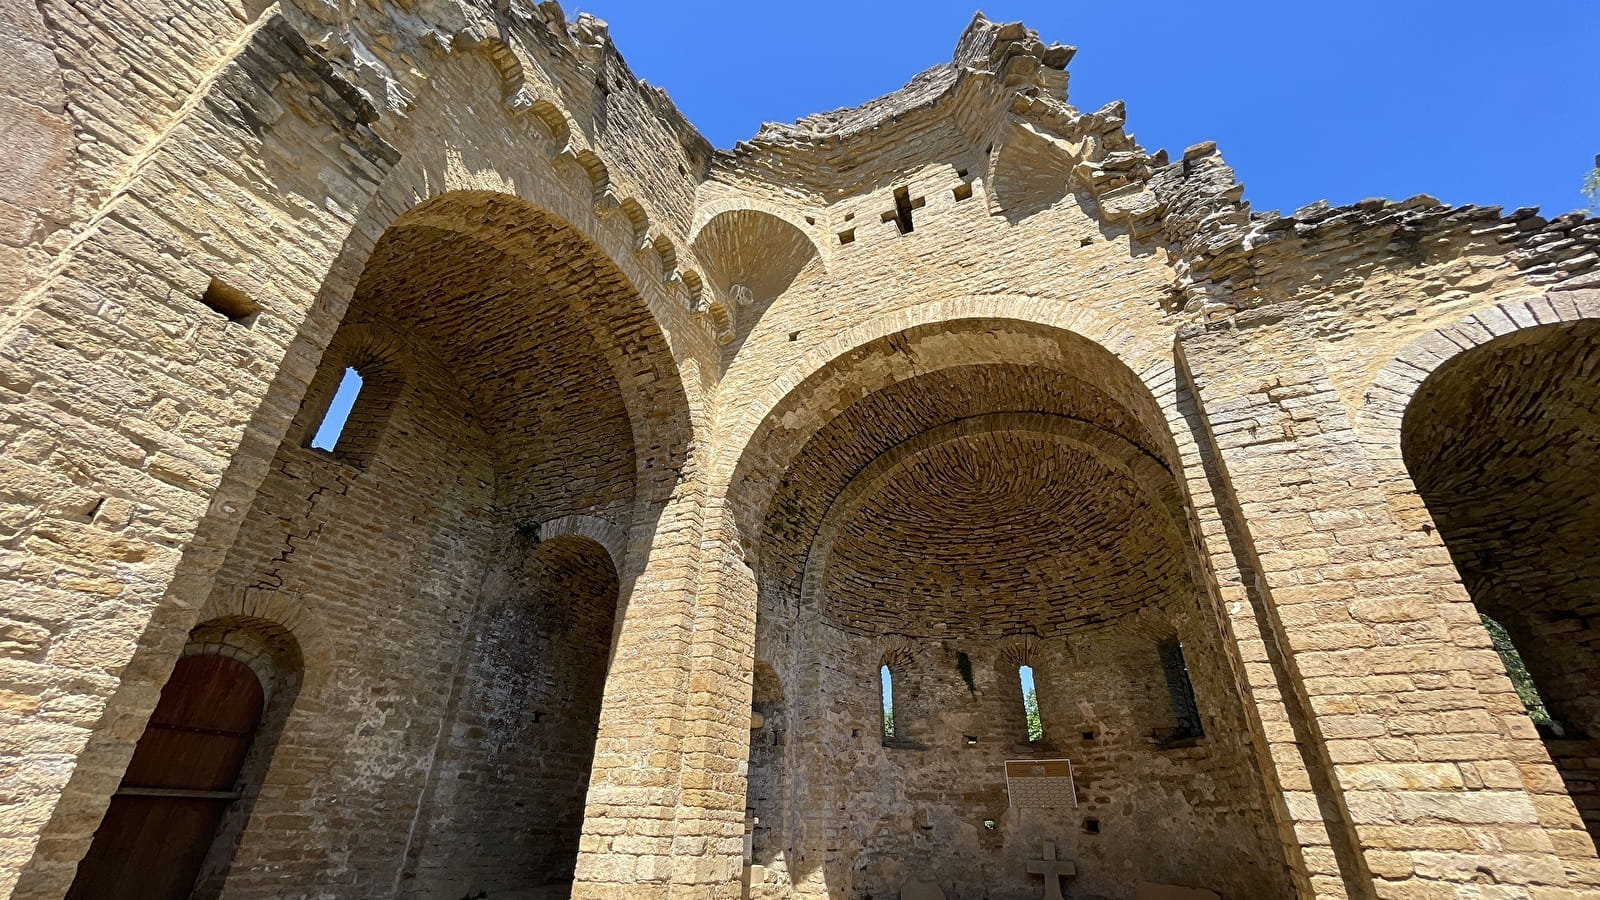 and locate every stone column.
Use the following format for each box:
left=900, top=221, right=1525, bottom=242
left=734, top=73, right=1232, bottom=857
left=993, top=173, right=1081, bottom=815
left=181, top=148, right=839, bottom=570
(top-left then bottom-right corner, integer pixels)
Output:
left=1177, top=314, right=1600, bottom=898
left=572, top=484, right=753, bottom=900
left=669, top=500, right=760, bottom=898
left=1169, top=368, right=1359, bottom=900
